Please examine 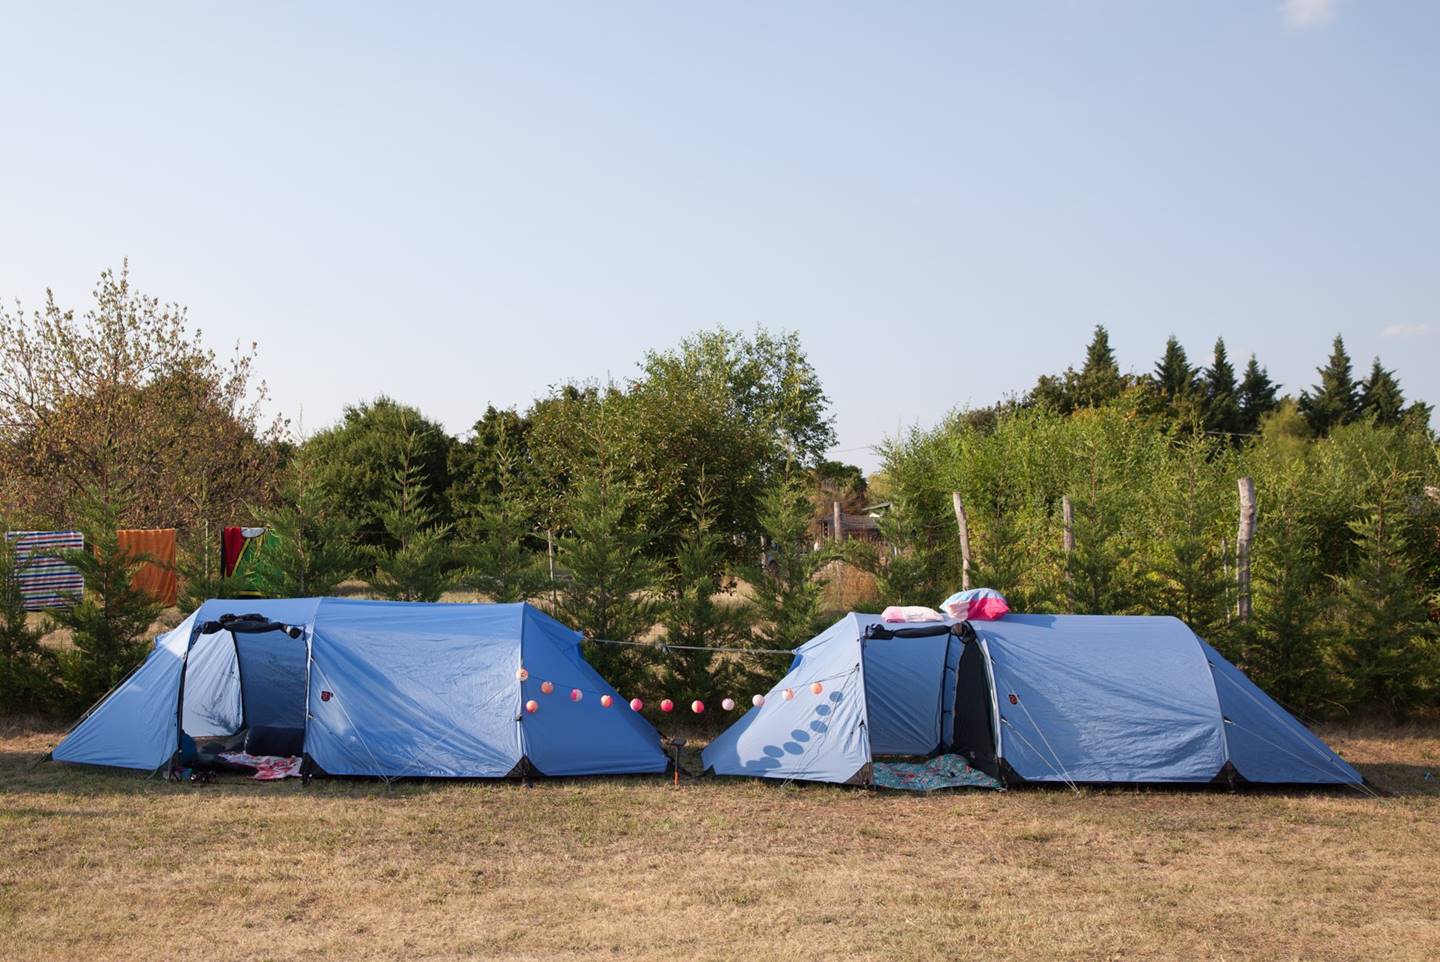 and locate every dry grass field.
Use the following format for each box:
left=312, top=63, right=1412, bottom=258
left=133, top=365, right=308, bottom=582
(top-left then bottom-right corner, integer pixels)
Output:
left=1, top=720, right=1437, bottom=962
